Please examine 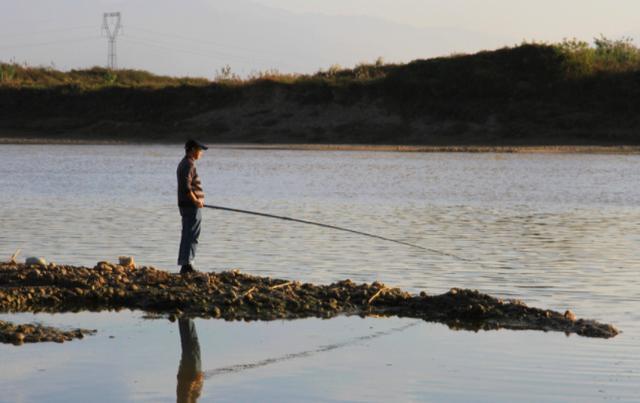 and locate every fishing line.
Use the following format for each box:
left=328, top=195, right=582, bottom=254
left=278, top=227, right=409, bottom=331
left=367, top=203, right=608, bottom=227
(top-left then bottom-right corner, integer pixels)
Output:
left=204, top=204, right=474, bottom=263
